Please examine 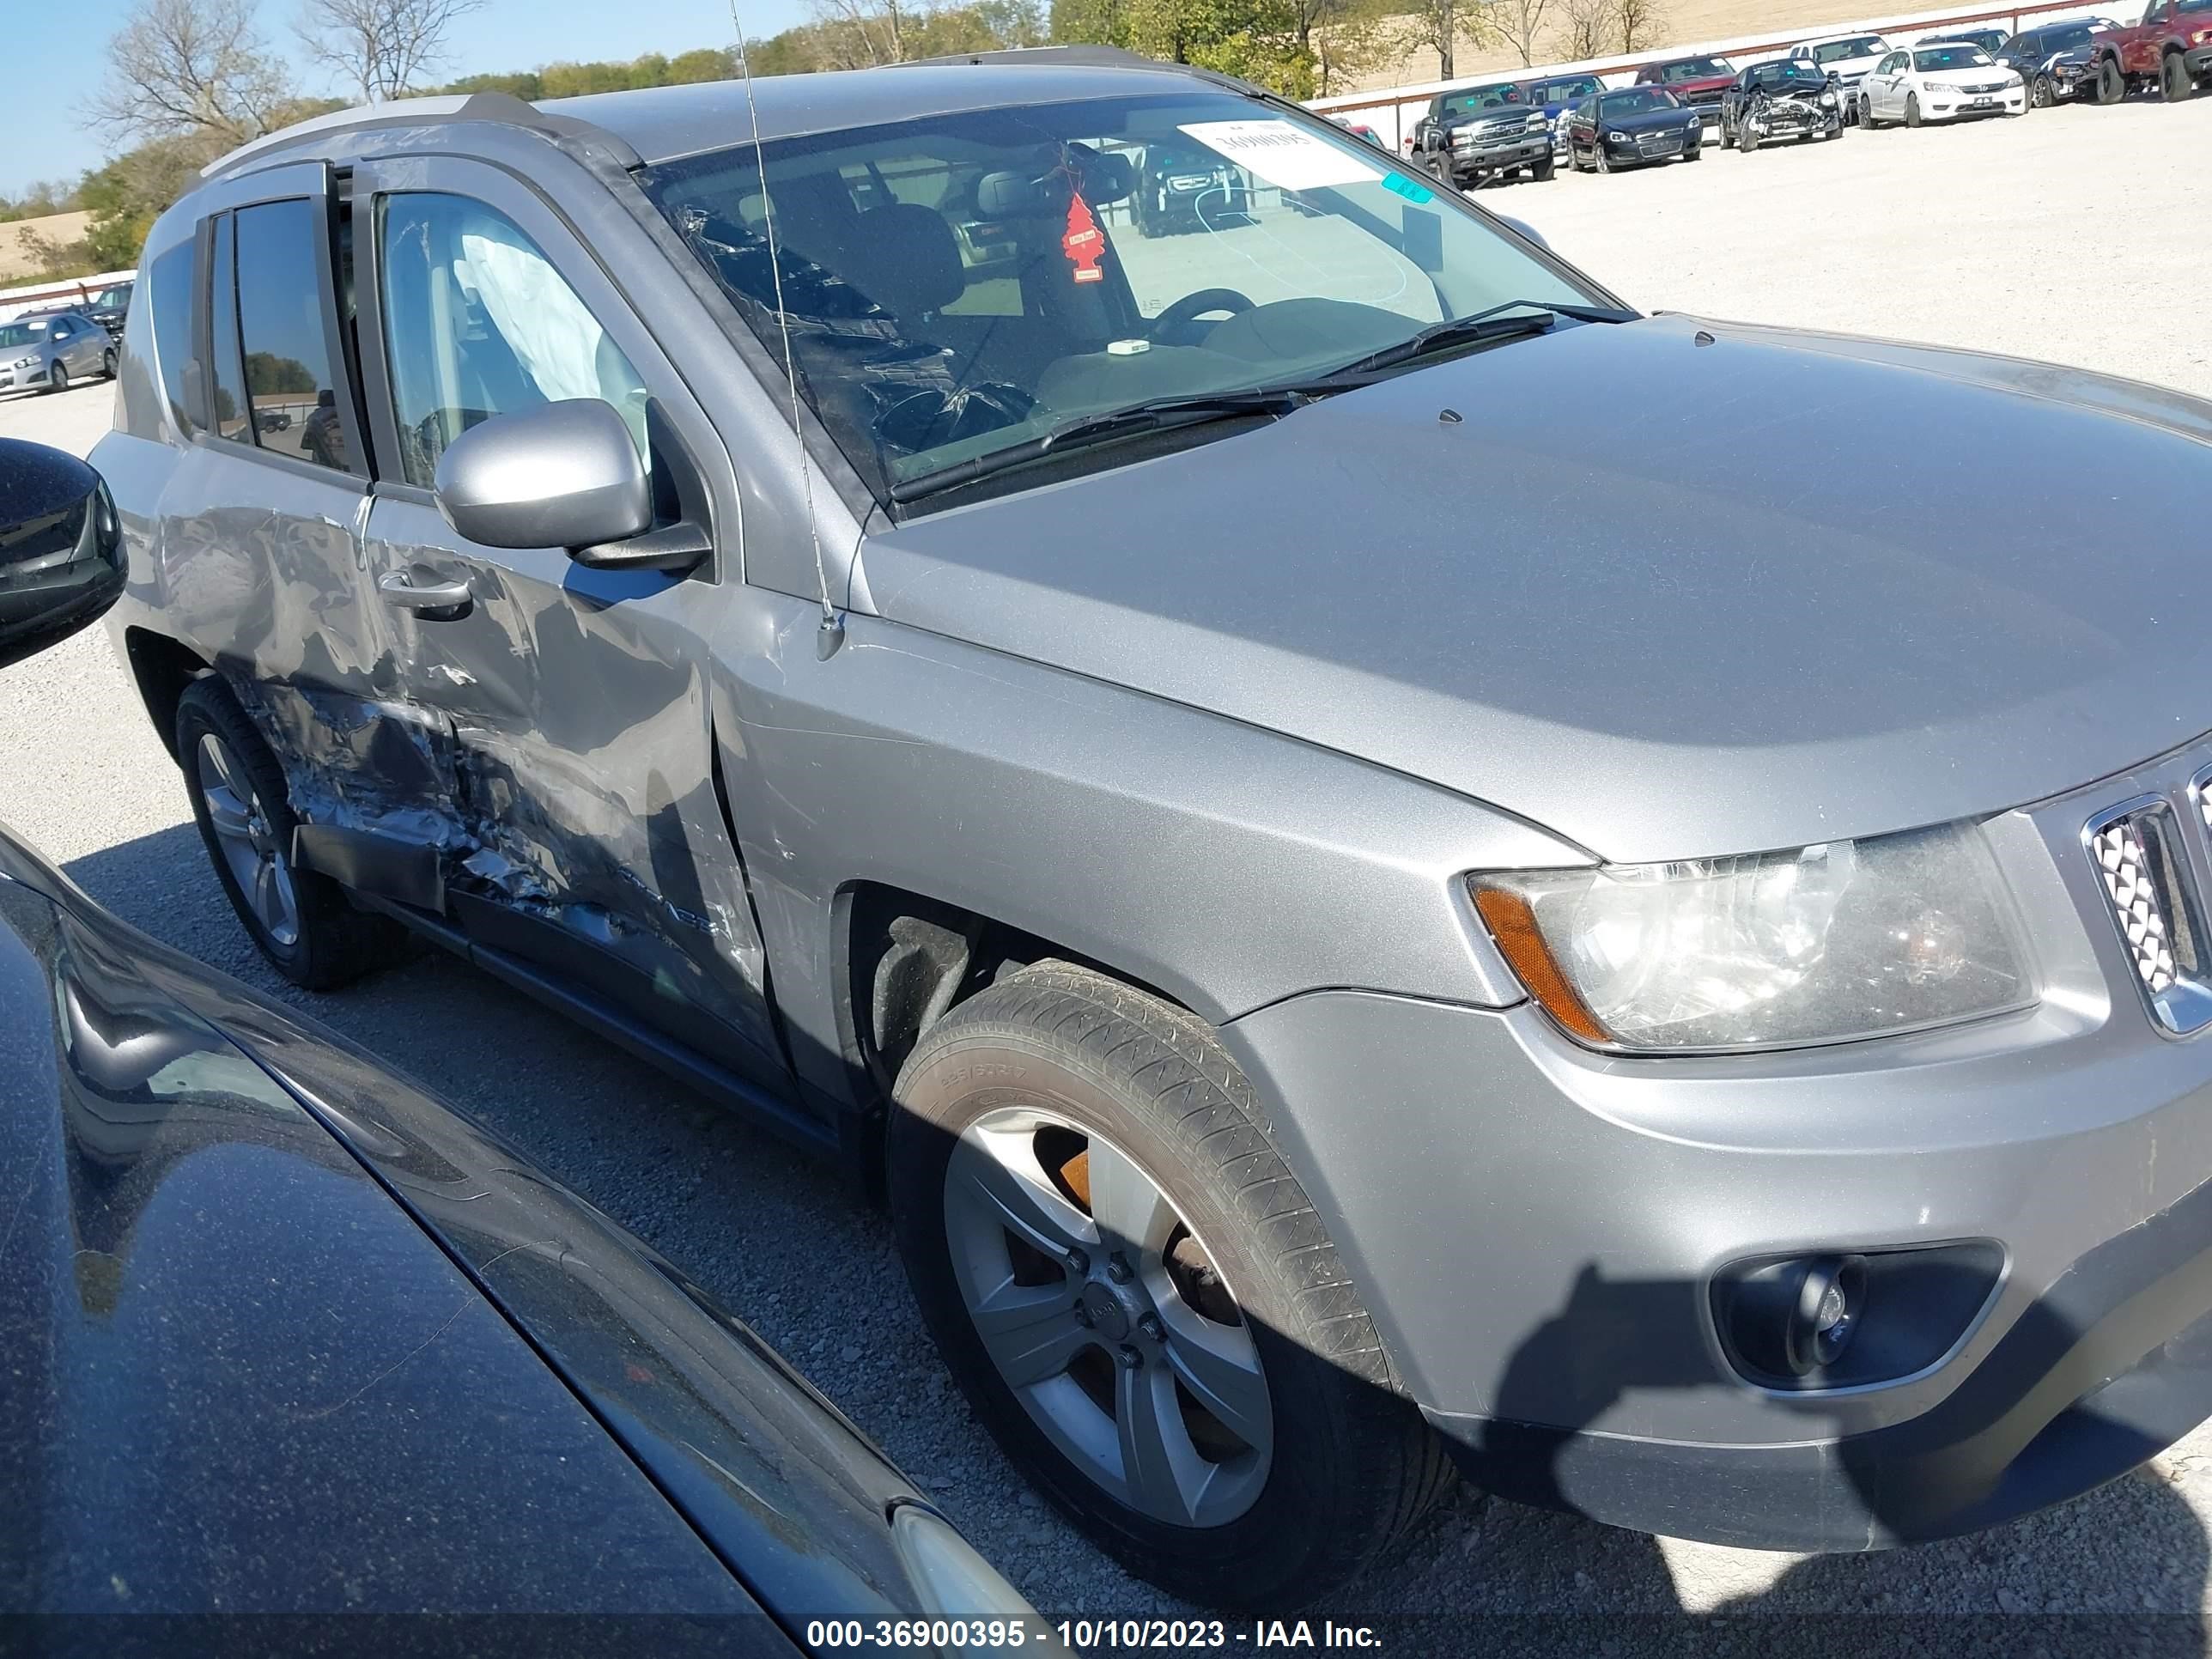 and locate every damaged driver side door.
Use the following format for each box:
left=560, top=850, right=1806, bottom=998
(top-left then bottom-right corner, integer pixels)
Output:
left=349, top=156, right=782, bottom=1079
